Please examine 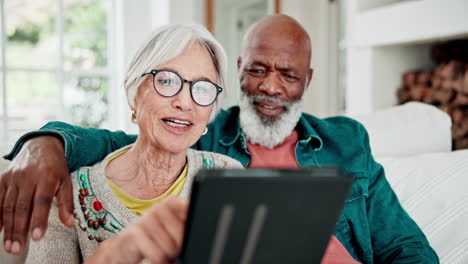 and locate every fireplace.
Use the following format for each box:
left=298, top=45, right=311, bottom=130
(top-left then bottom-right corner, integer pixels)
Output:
left=397, top=39, right=468, bottom=150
